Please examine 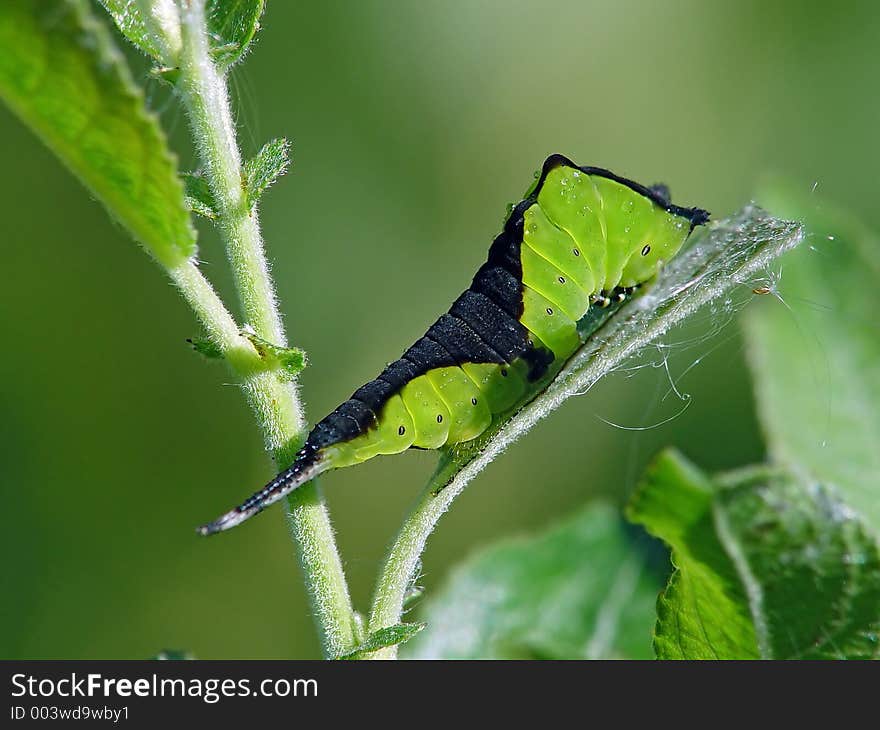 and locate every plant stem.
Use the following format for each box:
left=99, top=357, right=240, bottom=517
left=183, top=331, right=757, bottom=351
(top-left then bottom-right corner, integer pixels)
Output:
left=176, top=0, right=284, bottom=345
left=167, top=260, right=255, bottom=360
left=175, top=0, right=358, bottom=658
left=169, top=260, right=358, bottom=657
left=367, top=455, right=460, bottom=659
